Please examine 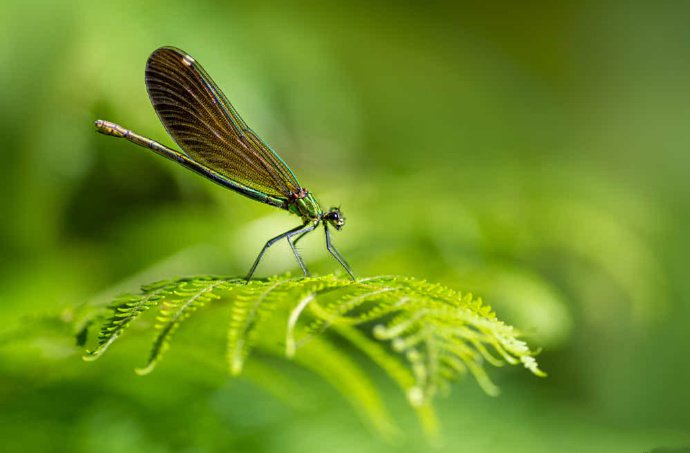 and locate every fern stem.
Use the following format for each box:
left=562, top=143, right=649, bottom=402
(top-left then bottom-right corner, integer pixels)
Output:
left=286, top=292, right=317, bottom=357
